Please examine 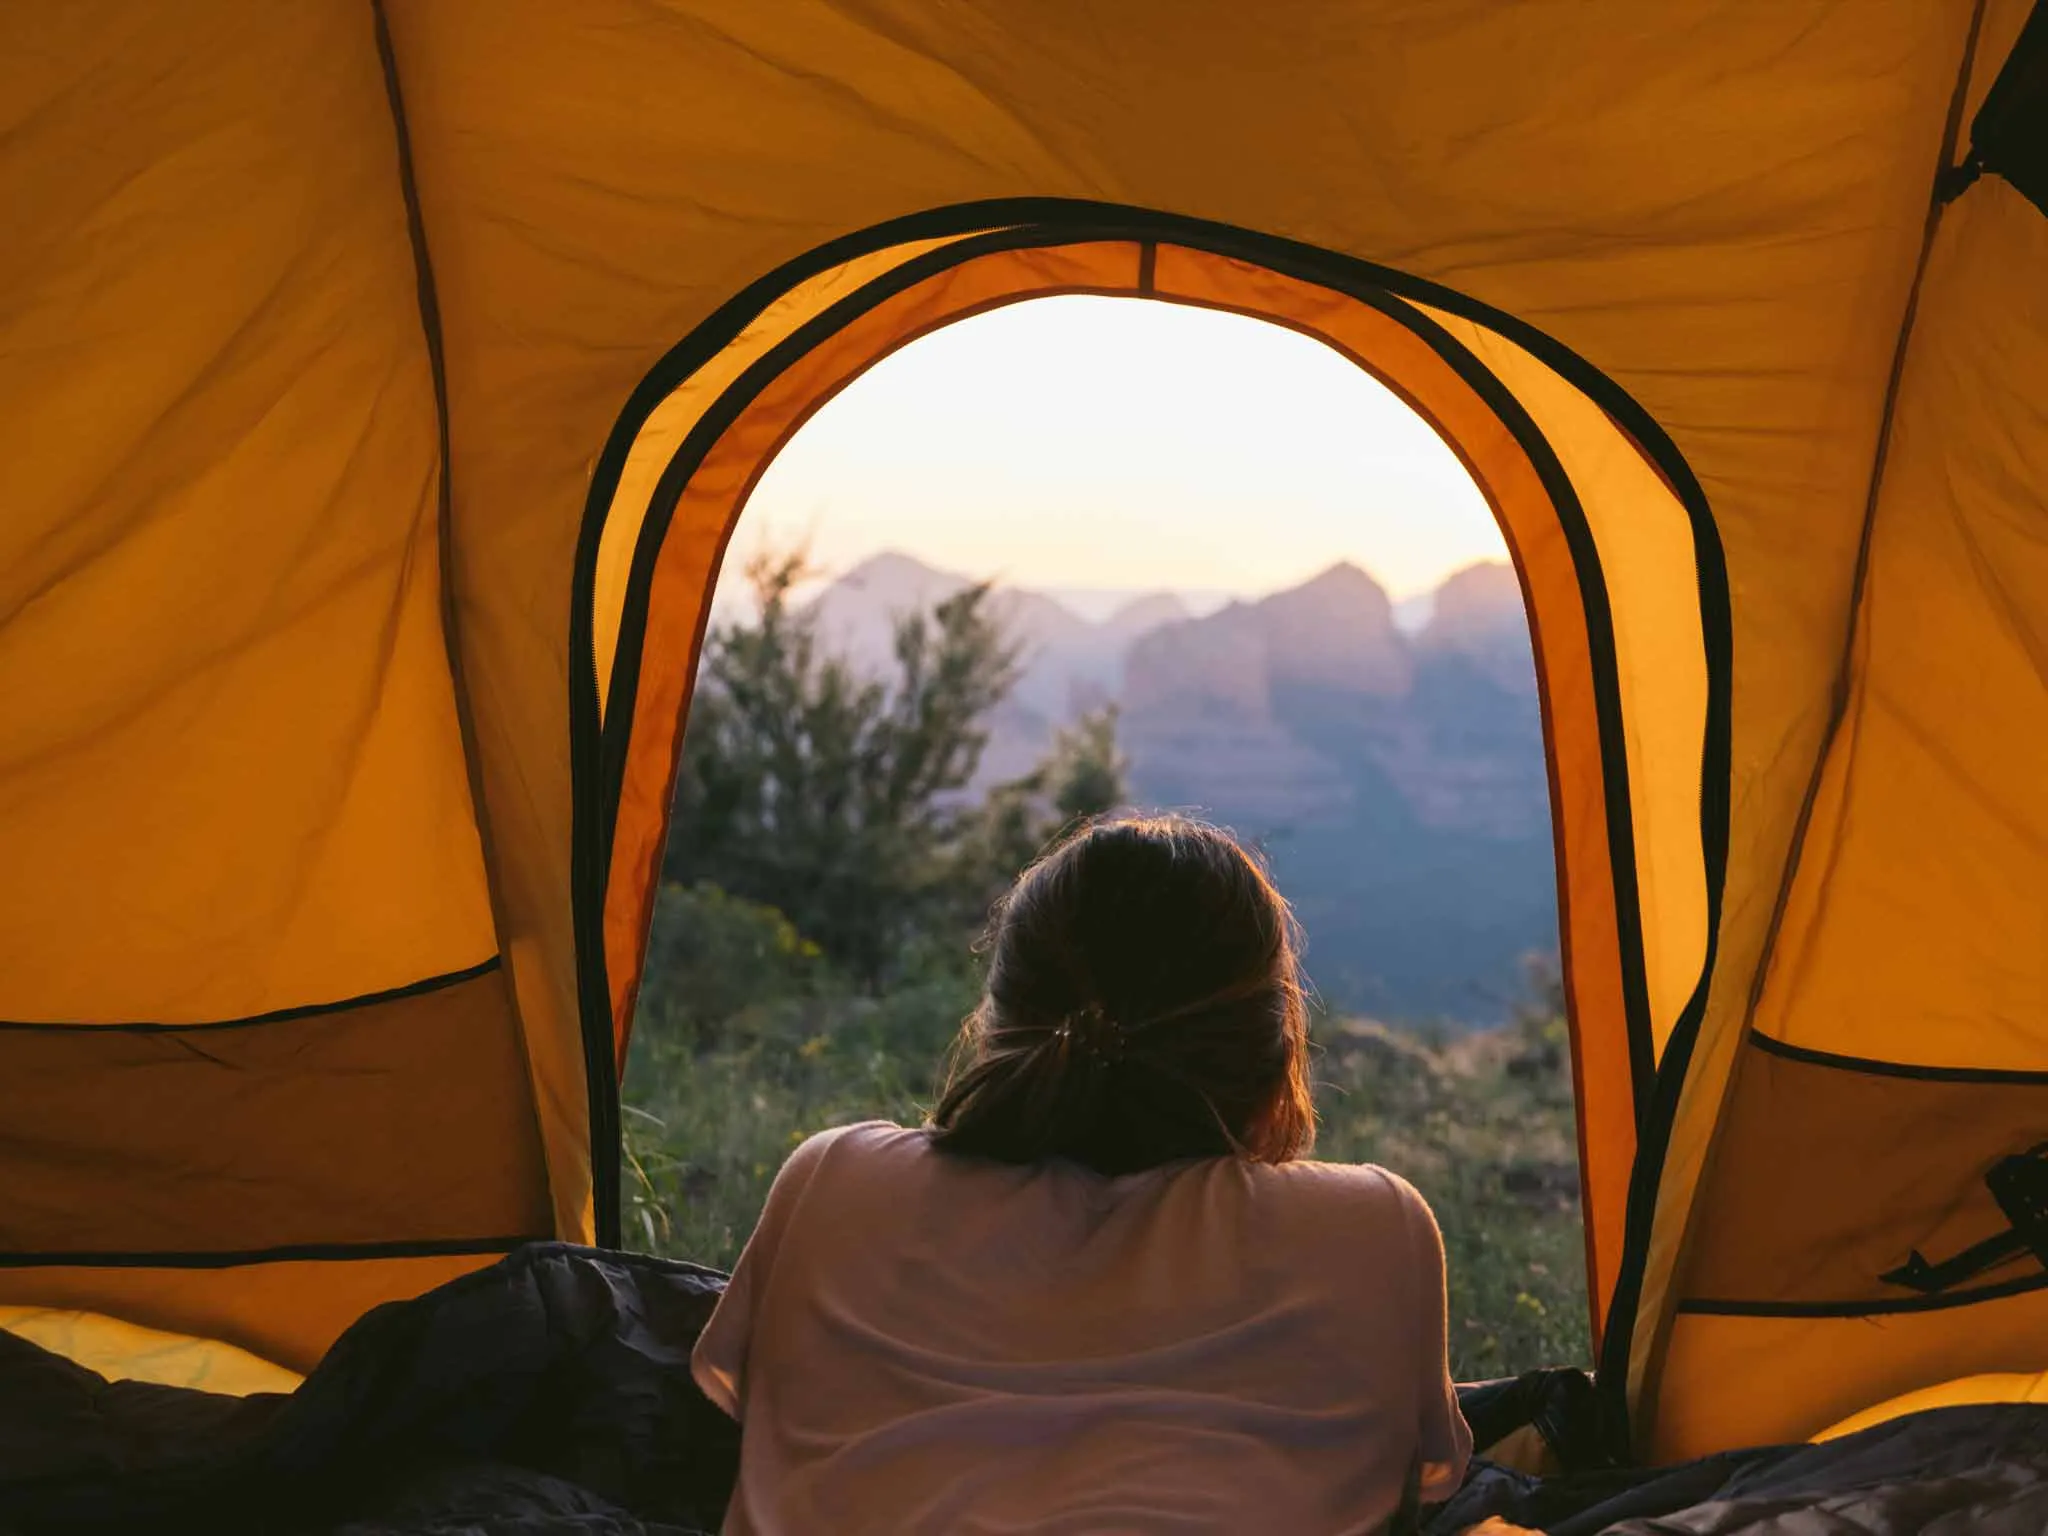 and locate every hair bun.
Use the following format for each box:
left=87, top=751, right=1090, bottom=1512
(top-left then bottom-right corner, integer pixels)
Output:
left=928, top=814, right=1314, bottom=1175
